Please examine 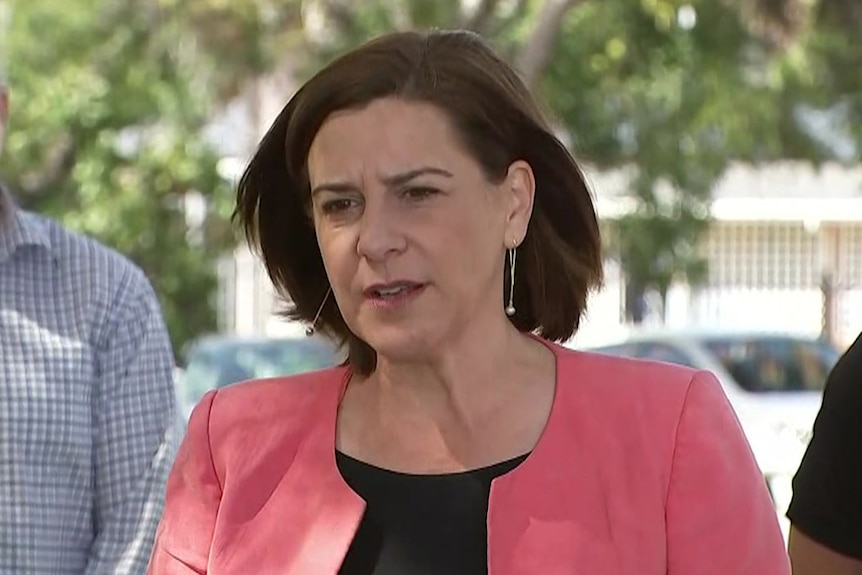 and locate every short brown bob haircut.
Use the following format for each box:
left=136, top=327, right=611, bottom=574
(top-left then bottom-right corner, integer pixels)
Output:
left=235, top=29, right=603, bottom=376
